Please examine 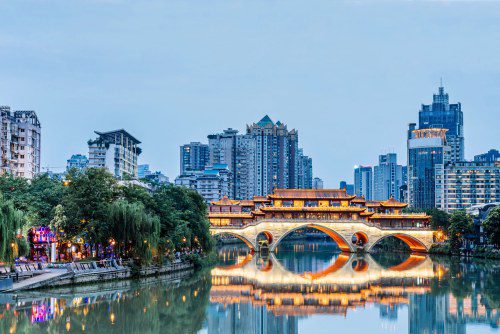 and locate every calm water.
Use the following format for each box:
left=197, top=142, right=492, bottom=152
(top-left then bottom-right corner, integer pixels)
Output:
left=0, top=241, right=498, bottom=334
